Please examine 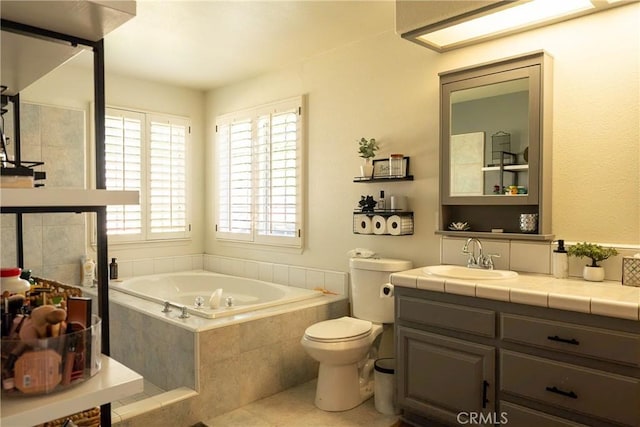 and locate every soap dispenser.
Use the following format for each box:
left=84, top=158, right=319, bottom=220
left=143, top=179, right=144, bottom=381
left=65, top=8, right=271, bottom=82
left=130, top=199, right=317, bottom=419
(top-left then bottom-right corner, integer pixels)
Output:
left=553, top=240, right=568, bottom=279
